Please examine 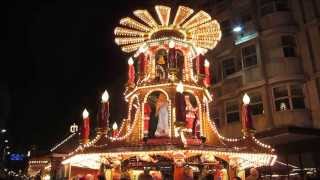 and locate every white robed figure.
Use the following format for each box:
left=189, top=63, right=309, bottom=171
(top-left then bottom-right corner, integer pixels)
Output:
left=155, top=94, right=169, bottom=137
